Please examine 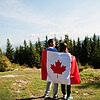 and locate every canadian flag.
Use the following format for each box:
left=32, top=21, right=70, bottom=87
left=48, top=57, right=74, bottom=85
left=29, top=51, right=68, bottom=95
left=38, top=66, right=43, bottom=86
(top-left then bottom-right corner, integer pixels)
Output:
left=41, top=50, right=81, bottom=85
